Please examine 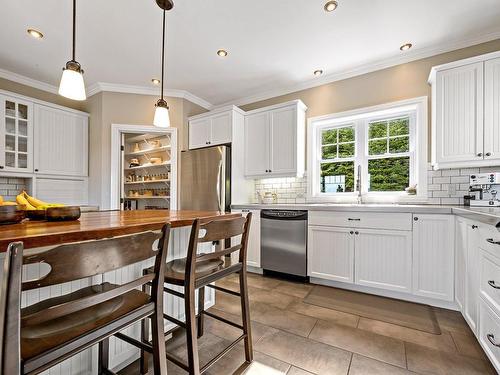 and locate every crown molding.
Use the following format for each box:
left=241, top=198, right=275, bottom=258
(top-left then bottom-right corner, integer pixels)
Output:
left=86, top=82, right=213, bottom=109
left=214, top=30, right=500, bottom=108
left=0, top=68, right=59, bottom=94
